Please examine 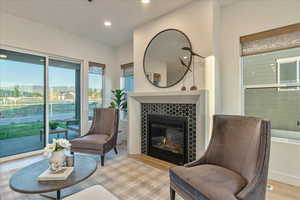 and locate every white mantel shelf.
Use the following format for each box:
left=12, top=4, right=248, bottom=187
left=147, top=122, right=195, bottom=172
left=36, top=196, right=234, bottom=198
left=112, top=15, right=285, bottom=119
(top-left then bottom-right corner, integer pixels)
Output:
left=128, top=90, right=205, bottom=104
